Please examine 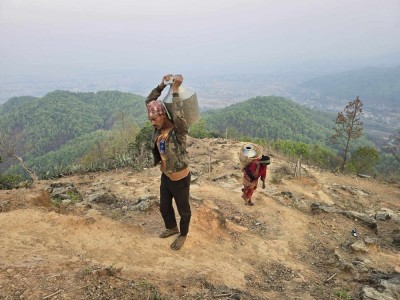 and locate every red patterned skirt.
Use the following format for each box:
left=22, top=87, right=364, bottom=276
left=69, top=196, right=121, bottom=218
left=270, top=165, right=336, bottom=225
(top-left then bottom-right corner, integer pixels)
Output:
left=241, top=173, right=259, bottom=201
